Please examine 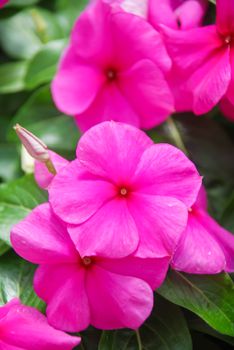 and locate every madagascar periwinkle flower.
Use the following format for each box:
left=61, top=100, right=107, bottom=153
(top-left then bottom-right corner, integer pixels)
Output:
left=172, top=187, right=234, bottom=274
left=52, top=0, right=174, bottom=131
left=11, top=203, right=169, bottom=332
left=0, top=299, right=80, bottom=349
left=162, top=0, right=234, bottom=116
left=48, top=121, right=202, bottom=259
